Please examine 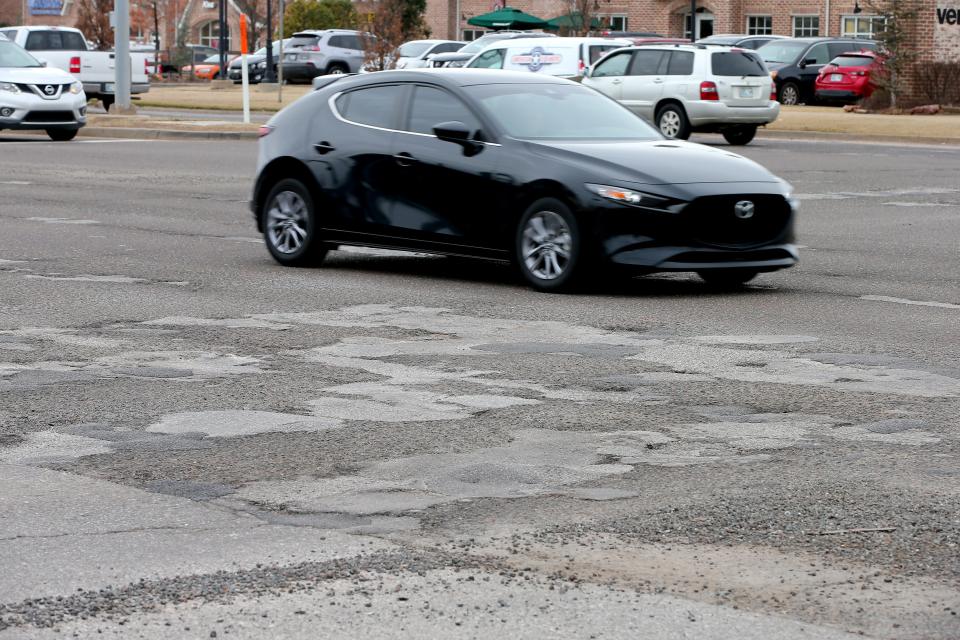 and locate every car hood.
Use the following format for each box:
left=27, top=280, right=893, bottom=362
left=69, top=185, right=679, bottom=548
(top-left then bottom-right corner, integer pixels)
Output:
left=764, top=61, right=791, bottom=72
left=527, top=139, right=781, bottom=186
left=0, top=66, right=76, bottom=84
